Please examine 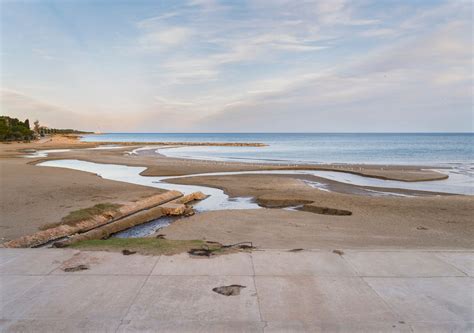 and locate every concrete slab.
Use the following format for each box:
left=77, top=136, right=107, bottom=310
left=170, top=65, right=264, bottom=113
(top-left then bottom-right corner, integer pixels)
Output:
left=408, top=321, right=474, bottom=333
left=344, top=251, right=466, bottom=277
left=152, top=252, right=253, bottom=276
left=0, top=275, right=44, bottom=306
left=252, top=251, right=356, bottom=276
left=0, top=249, right=28, bottom=265
left=0, top=275, right=147, bottom=320
left=435, top=252, right=474, bottom=277
left=0, top=249, right=78, bottom=275
left=51, top=251, right=159, bottom=275
left=1, top=249, right=473, bottom=332
left=255, top=276, right=400, bottom=324
left=0, top=319, right=121, bottom=333
left=263, top=321, right=412, bottom=332
left=117, top=320, right=264, bottom=332
left=124, top=276, right=260, bottom=322
left=364, top=277, right=474, bottom=323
